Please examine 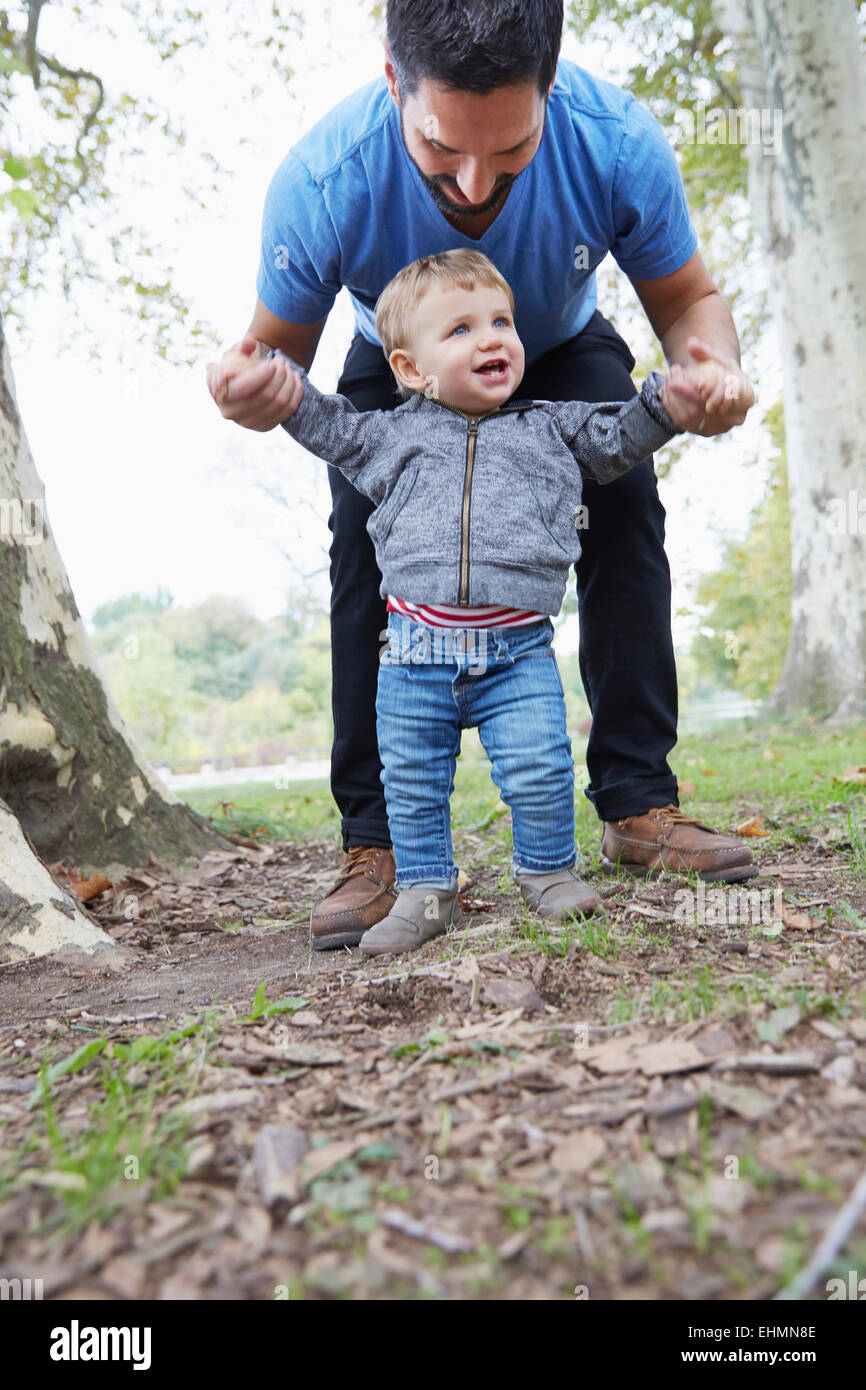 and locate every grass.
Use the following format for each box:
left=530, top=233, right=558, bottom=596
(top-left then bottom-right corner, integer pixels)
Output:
left=184, top=779, right=336, bottom=842
left=1, top=1017, right=220, bottom=1236
left=179, top=722, right=865, bottom=874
